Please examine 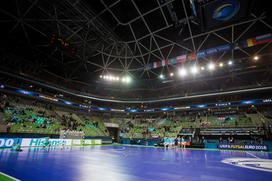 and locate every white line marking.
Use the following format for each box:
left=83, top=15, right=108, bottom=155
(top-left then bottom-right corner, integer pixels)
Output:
left=0, top=172, right=21, bottom=181
left=222, top=158, right=272, bottom=172
left=246, top=152, right=260, bottom=159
